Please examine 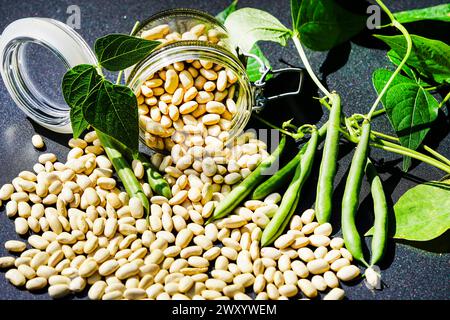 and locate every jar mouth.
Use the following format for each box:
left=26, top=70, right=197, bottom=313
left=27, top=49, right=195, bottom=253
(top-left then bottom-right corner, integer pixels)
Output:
left=133, top=8, right=227, bottom=37
left=0, top=18, right=98, bottom=134
left=1, top=37, right=72, bottom=130
left=127, top=42, right=254, bottom=153
left=127, top=40, right=240, bottom=82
